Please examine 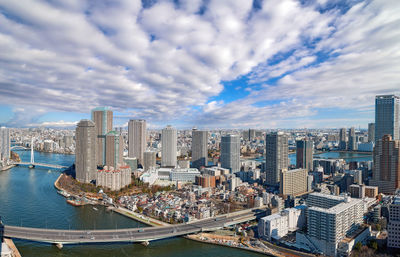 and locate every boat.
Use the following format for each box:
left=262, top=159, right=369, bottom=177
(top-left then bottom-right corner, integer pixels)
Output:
left=67, top=199, right=85, bottom=206
left=93, top=207, right=99, bottom=211
left=57, top=190, right=71, bottom=198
